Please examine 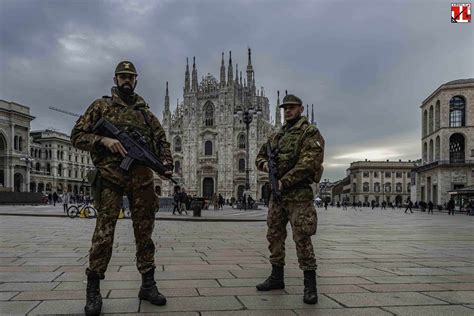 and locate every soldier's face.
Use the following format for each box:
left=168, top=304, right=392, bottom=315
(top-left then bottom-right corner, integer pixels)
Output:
left=114, top=73, right=137, bottom=94
left=283, top=104, right=304, bottom=121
